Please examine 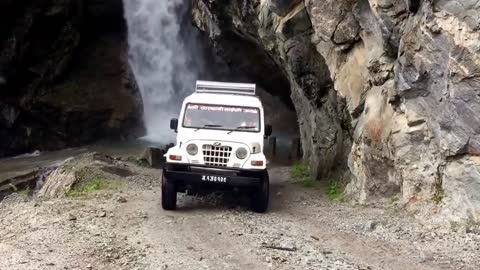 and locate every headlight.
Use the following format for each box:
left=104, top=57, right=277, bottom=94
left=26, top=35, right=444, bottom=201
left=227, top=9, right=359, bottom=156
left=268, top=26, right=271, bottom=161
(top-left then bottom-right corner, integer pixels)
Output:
left=236, top=147, right=248, bottom=159
left=186, top=143, right=198, bottom=155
